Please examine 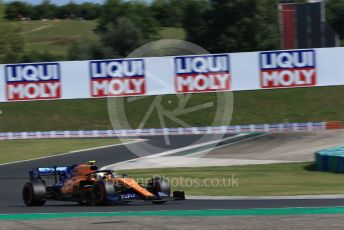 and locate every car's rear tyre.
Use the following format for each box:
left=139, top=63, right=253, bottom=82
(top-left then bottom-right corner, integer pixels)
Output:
left=22, top=182, right=46, bottom=206
left=91, top=182, right=114, bottom=205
